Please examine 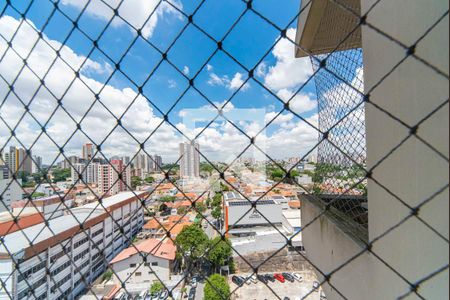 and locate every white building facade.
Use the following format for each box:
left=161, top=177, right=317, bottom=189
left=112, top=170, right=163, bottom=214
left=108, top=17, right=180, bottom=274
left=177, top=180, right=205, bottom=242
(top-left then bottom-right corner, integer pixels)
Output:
left=0, top=192, right=146, bottom=300
left=0, top=178, right=23, bottom=213
left=179, top=142, right=200, bottom=178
